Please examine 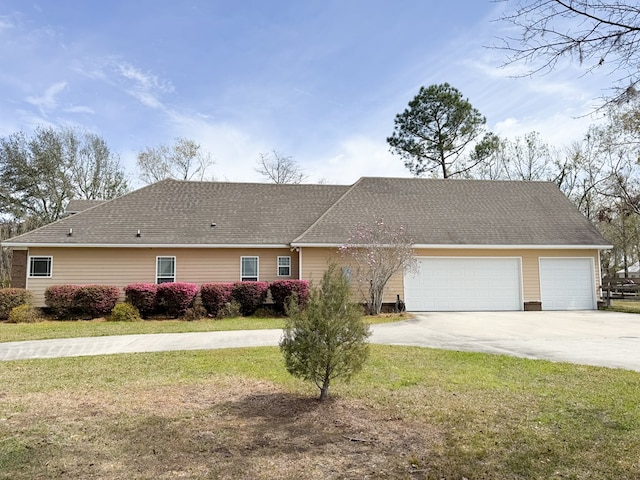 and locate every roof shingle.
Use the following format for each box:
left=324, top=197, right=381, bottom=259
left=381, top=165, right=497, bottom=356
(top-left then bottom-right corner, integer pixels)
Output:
left=3, top=177, right=609, bottom=248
